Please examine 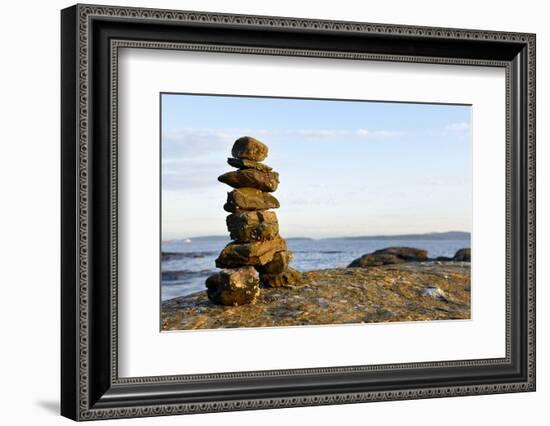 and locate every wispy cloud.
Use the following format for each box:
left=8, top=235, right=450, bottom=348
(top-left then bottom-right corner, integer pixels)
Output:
left=445, top=122, right=470, bottom=132
left=161, top=127, right=406, bottom=192
left=284, top=128, right=404, bottom=140
left=162, top=127, right=405, bottom=155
